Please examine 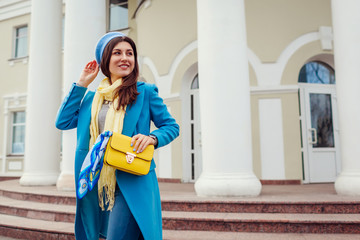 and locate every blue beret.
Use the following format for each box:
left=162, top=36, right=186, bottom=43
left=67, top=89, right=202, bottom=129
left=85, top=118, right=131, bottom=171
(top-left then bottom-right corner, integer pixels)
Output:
left=95, top=32, right=125, bottom=64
